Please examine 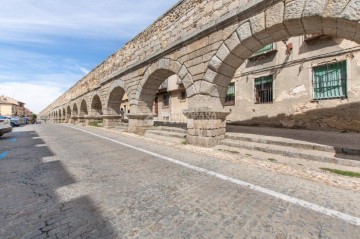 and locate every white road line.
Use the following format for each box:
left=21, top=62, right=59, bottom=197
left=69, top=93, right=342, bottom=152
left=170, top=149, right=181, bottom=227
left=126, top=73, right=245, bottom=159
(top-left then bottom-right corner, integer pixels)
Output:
left=64, top=125, right=360, bottom=226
